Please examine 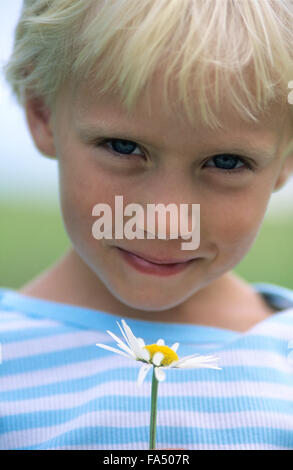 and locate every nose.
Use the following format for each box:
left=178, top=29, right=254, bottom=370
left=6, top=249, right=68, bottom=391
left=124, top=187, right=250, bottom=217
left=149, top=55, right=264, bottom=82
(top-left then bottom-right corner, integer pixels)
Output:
left=140, top=204, right=198, bottom=240
left=134, top=199, right=199, bottom=241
